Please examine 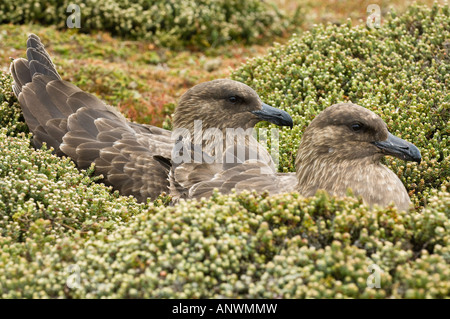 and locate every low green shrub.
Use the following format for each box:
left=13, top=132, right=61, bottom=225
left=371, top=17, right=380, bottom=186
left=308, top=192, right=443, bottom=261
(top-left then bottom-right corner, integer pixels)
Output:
left=0, top=0, right=289, bottom=48
left=0, top=3, right=448, bottom=298
left=0, top=72, right=28, bottom=135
